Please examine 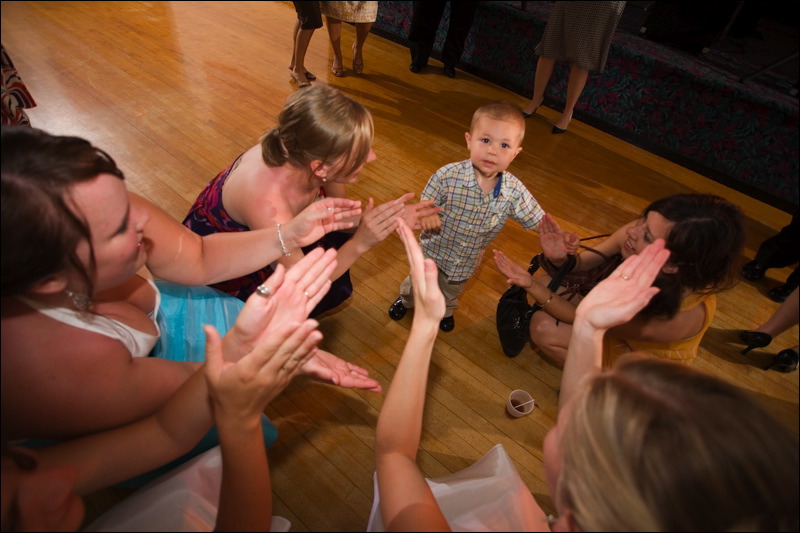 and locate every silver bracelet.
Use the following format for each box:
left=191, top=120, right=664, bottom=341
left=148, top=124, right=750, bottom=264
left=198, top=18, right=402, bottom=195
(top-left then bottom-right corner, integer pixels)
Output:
left=276, top=223, right=291, bottom=256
